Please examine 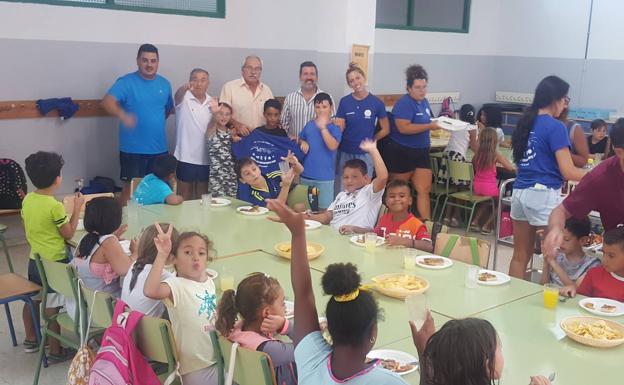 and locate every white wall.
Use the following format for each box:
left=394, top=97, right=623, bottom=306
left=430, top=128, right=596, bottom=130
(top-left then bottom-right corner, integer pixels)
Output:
left=587, top=0, right=624, bottom=60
